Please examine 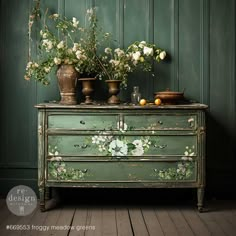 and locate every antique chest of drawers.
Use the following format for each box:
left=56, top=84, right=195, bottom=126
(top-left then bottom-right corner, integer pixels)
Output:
left=35, top=103, right=207, bottom=211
